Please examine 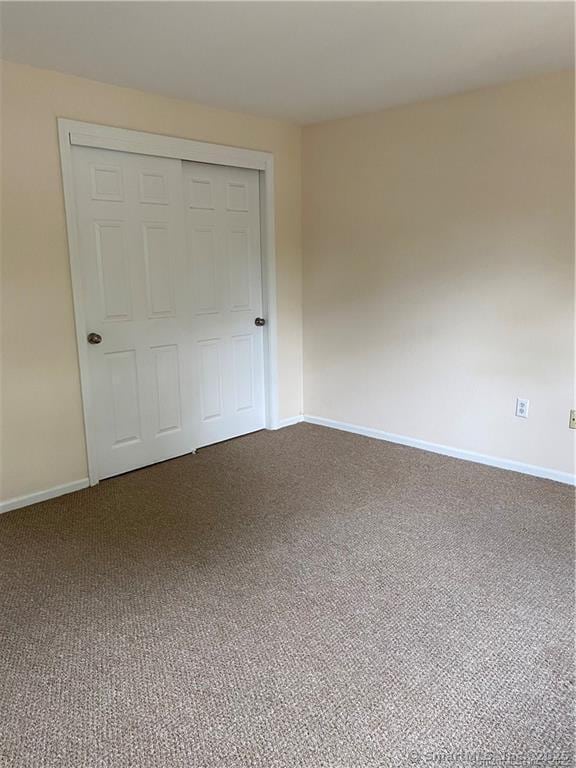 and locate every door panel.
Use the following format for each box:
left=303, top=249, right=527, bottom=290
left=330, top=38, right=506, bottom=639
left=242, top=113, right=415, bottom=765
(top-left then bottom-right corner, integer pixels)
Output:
left=190, top=226, right=219, bottom=314
left=142, top=223, right=175, bottom=318
left=138, top=171, right=169, bottom=205
left=183, top=161, right=265, bottom=448
left=94, top=221, right=132, bottom=321
left=73, top=147, right=196, bottom=478
left=198, top=339, right=224, bottom=422
left=228, top=228, right=252, bottom=311
left=106, top=349, right=141, bottom=446
left=188, top=175, right=215, bottom=210
left=152, top=344, right=182, bottom=436
left=232, top=335, right=255, bottom=412
left=90, top=163, right=124, bottom=201
left=72, top=147, right=265, bottom=479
